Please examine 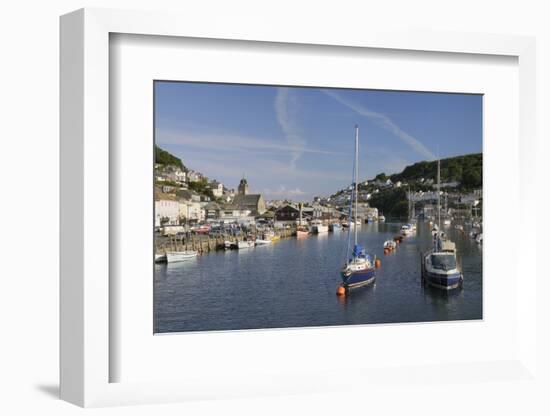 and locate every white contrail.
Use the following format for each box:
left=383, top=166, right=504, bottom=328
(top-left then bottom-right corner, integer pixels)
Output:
left=323, top=90, right=435, bottom=160
left=275, top=88, right=307, bottom=169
